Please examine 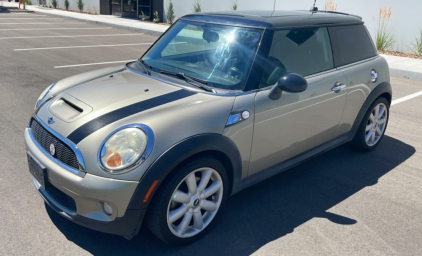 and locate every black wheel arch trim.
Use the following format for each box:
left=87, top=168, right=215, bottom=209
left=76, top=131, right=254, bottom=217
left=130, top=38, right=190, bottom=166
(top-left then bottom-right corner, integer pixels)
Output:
left=126, top=133, right=243, bottom=210
left=351, top=81, right=392, bottom=132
